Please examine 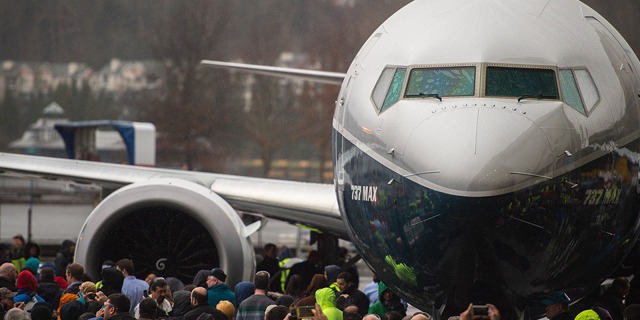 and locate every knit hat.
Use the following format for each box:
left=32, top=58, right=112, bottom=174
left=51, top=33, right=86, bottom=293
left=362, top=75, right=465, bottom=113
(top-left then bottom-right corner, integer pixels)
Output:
left=216, top=300, right=235, bottom=320
left=16, top=270, right=38, bottom=292
left=210, top=268, right=227, bottom=282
